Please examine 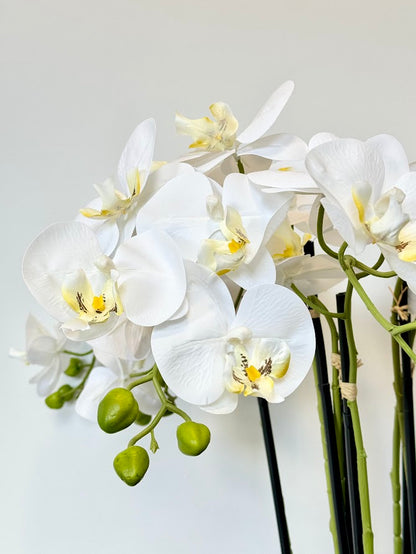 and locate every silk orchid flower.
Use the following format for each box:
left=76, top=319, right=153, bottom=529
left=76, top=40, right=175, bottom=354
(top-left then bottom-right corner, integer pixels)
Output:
left=305, top=135, right=416, bottom=291
left=78, top=118, right=157, bottom=254
left=152, top=262, right=315, bottom=414
left=9, top=314, right=76, bottom=396
left=22, top=222, right=187, bottom=341
left=175, top=81, right=306, bottom=176
left=137, top=171, right=293, bottom=289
